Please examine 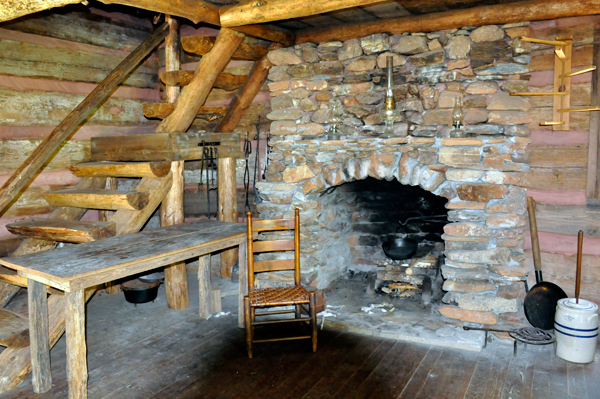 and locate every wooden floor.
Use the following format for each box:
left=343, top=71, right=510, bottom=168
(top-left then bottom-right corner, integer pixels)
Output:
left=1, top=278, right=599, bottom=399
